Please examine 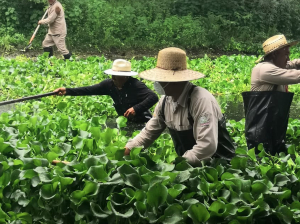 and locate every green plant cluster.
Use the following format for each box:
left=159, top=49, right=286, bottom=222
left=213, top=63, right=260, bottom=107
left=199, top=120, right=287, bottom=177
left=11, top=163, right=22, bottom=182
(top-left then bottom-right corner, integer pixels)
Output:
left=1, top=54, right=300, bottom=223
left=1, top=0, right=300, bottom=53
